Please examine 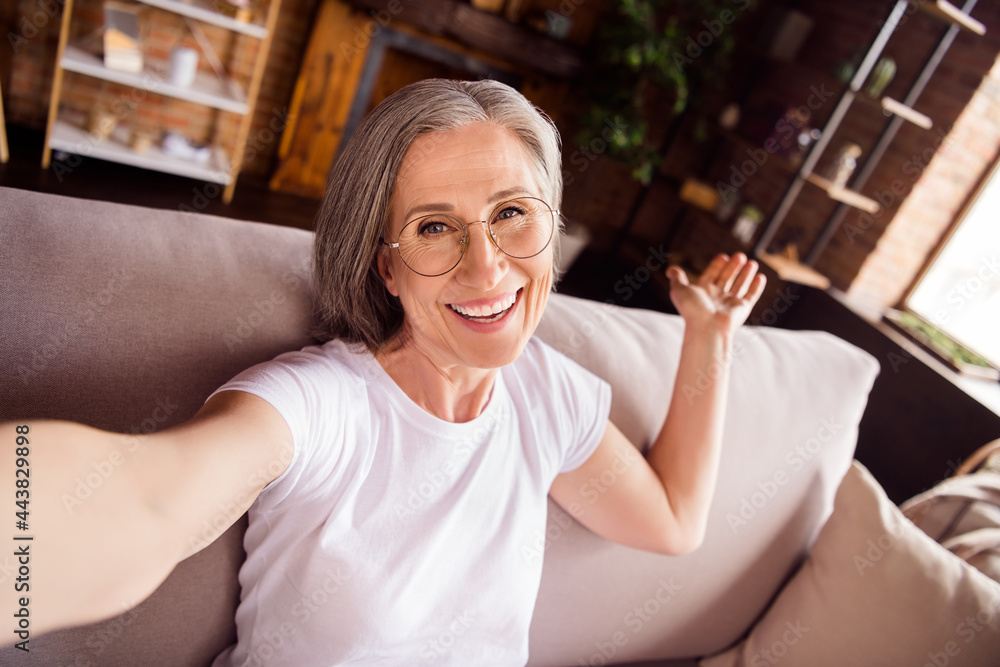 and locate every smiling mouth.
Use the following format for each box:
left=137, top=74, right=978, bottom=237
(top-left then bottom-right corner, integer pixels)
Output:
left=448, top=288, right=522, bottom=323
